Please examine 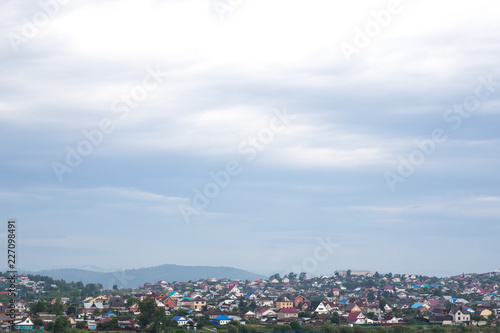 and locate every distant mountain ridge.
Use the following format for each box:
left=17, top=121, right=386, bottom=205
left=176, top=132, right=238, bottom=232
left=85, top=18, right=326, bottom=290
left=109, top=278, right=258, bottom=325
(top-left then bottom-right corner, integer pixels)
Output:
left=23, top=264, right=265, bottom=289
